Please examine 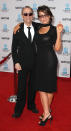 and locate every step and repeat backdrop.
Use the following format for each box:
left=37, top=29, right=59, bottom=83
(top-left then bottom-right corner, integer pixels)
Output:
left=0, top=0, right=71, bottom=77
